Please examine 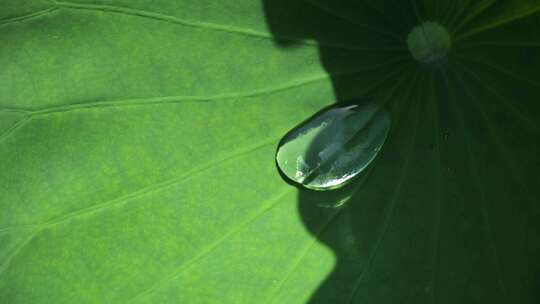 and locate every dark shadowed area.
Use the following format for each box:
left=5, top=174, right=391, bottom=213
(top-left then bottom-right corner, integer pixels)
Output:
left=264, top=1, right=540, bottom=303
